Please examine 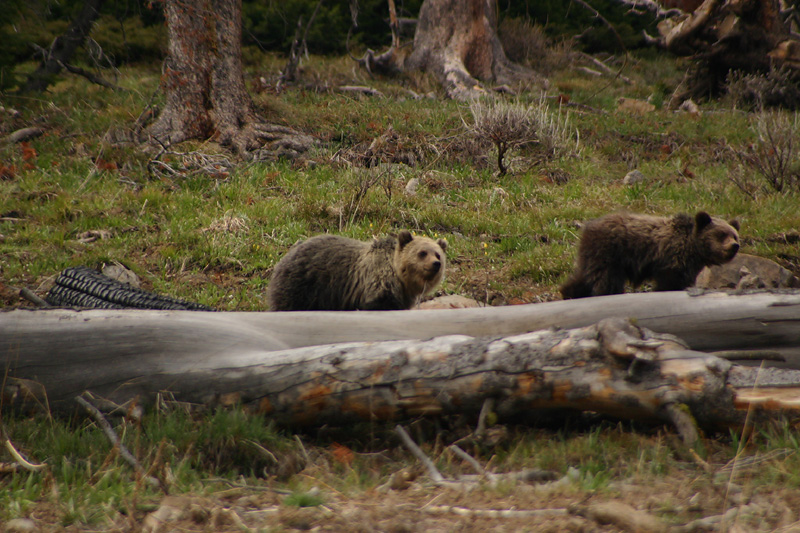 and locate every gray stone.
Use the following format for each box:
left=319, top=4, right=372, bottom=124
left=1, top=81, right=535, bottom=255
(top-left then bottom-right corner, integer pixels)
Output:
left=623, top=169, right=645, bottom=185
left=695, top=253, right=800, bottom=290
left=4, top=518, right=38, bottom=533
